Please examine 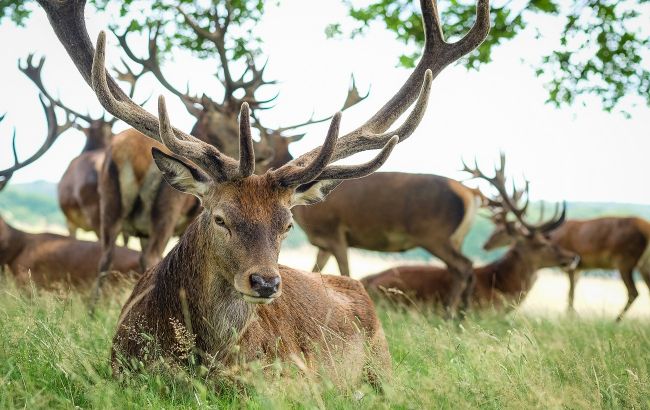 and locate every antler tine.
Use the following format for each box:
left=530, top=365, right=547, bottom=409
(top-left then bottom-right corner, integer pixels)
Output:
left=237, top=103, right=255, bottom=178
left=274, top=74, right=371, bottom=134
left=157, top=96, right=239, bottom=182
left=113, top=26, right=202, bottom=110
left=18, top=53, right=93, bottom=123
left=274, top=113, right=341, bottom=187
left=0, top=95, right=73, bottom=177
